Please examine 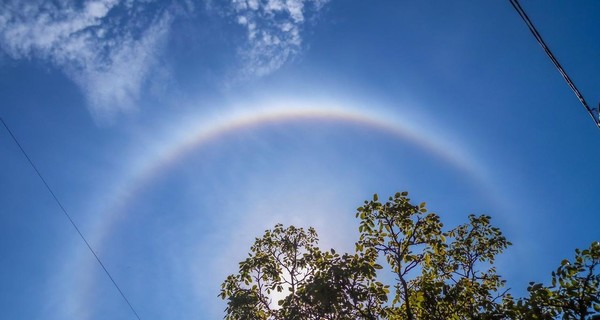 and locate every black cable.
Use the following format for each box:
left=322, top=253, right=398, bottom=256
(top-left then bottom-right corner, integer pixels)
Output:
left=0, top=118, right=142, bottom=320
left=509, top=0, right=600, bottom=129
